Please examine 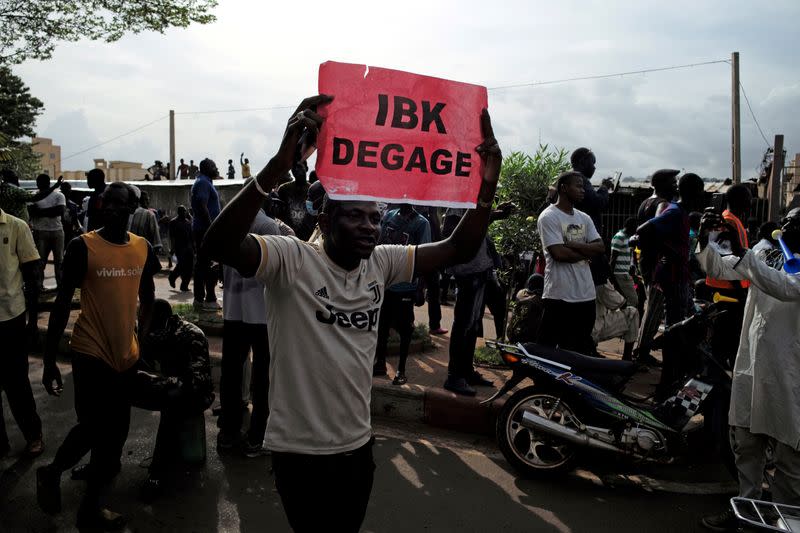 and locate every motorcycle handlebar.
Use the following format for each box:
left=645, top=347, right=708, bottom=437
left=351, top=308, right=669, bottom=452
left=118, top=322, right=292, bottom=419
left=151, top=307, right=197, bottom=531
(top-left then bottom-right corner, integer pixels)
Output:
left=664, top=301, right=725, bottom=335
